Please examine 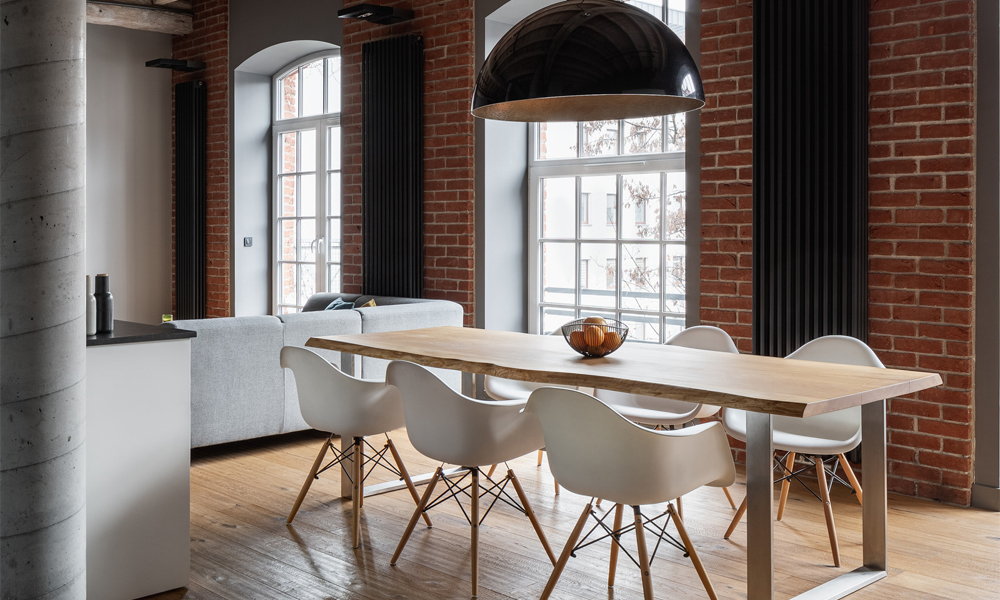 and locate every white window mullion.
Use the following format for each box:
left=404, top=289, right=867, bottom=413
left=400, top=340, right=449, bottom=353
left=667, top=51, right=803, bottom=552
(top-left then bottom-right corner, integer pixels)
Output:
left=315, top=122, right=327, bottom=292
